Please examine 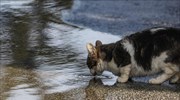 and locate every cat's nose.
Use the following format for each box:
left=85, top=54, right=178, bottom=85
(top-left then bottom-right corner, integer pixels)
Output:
left=90, top=69, right=97, bottom=76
